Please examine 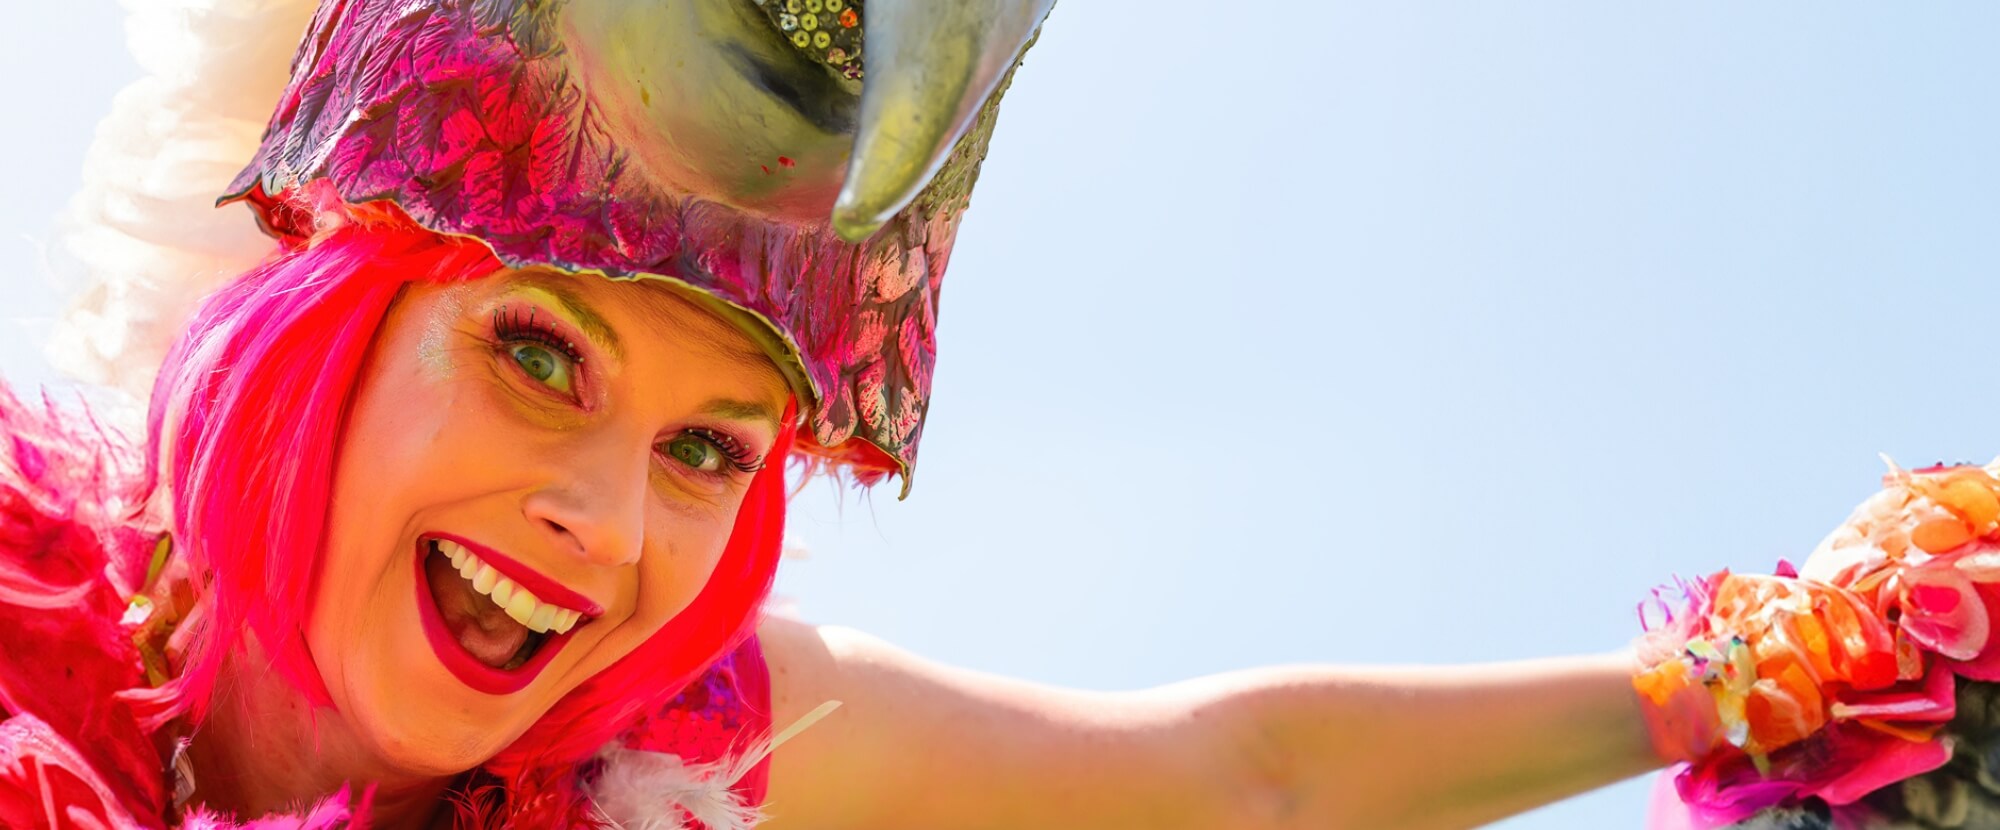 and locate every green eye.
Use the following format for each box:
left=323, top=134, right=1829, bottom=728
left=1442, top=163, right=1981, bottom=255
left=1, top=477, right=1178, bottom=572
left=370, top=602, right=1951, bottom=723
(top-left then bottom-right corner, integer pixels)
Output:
left=664, top=434, right=720, bottom=472
left=508, top=343, right=574, bottom=393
